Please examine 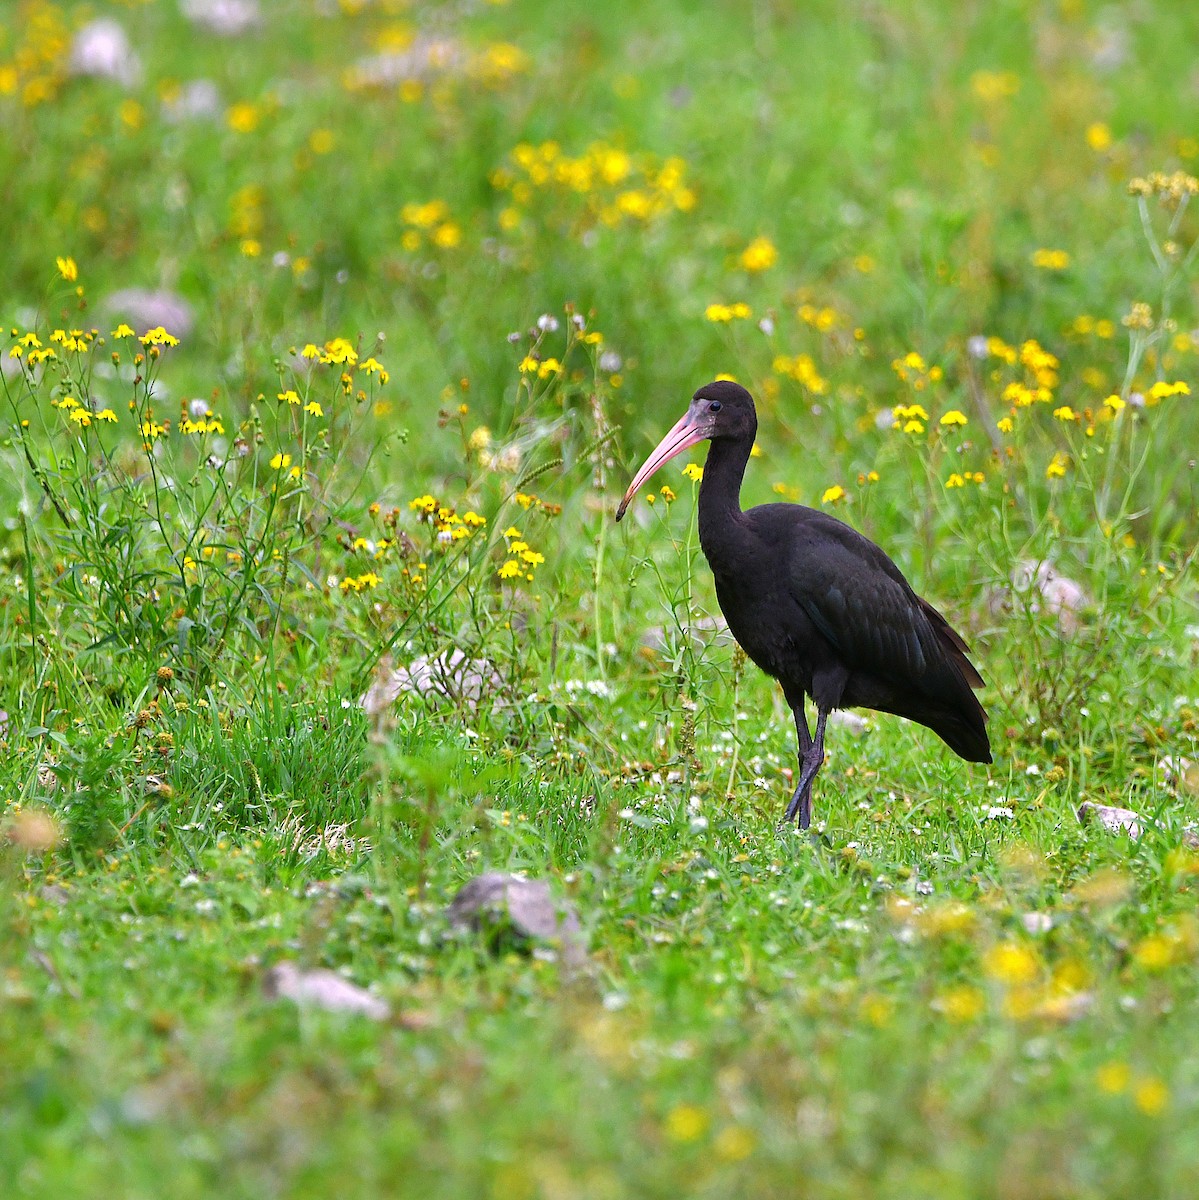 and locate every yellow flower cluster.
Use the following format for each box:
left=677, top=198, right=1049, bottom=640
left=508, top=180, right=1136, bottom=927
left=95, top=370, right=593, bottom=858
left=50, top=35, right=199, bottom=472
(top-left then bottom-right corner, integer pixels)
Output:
left=1031, top=248, right=1071, bottom=270
left=180, top=413, right=225, bottom=436
left=706, top=302, right=752, bottom=323
left=0, top=1, right=72, bottom=108
left=470, top=42, right=530, bottom=87
left=970, top=69, right=1020, bottom=102
left=48, top=327, right=93, bottom=353
left=1096, top=1061, right=1171, bottom=1116
left=296, top=339, right=389, bottom=393
left=408, top=494, right=487, bottom=545
left=892, top=403, right=929, bottom=434
left=491, top=139, right=695, bottom=232
left=53, top=394, right=117, bottom=429
left=139, top=326, right=180, bottom=347
left=798, top=303, right=839, bottom=332
left=518, top=356, right=562, bottom=379
left=946, top=472, right=985, bottom=488
left=994, top=339, right=1060, bottom=411
left=1068, top=315, right=1116, bottom=339
left=738, top=236, right=777, bottom=272
left=339, top=571, right=381, bottom=593
left=772, top=353, right=827, bottom=394
left=1128, top=170, right=1199, bottom=205
left=1145, top=379, right=1190, bottom=403
left=399, top=199, right=461, bottom=251
left=891, top=351, right=943, bottom=390
left=498, top=525, right=544, bottom=583
left=821, top=484, right=846, bottom=504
